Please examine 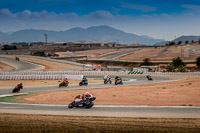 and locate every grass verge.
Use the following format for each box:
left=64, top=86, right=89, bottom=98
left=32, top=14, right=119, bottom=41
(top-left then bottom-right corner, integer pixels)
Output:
left=0, top=93, right=36, bottom=103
